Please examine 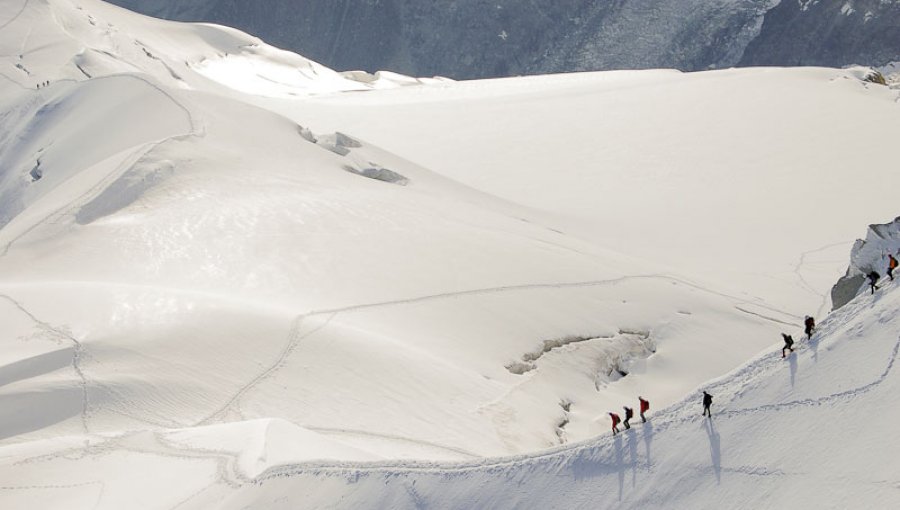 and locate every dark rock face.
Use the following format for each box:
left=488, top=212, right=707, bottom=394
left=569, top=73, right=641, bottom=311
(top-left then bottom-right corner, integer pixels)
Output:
left=740, top=0, right=900, bottom=67
left=831, top=217, right=900, bottom=310
left=106, top=0, right=900, bottom=79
